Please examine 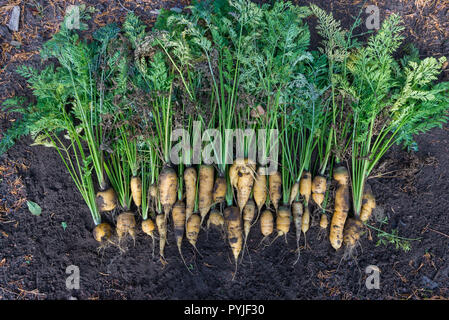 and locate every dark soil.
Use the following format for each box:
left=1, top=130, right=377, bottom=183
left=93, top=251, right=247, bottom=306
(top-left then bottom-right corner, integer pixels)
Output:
left=1, top=0, right=448, bottom=300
